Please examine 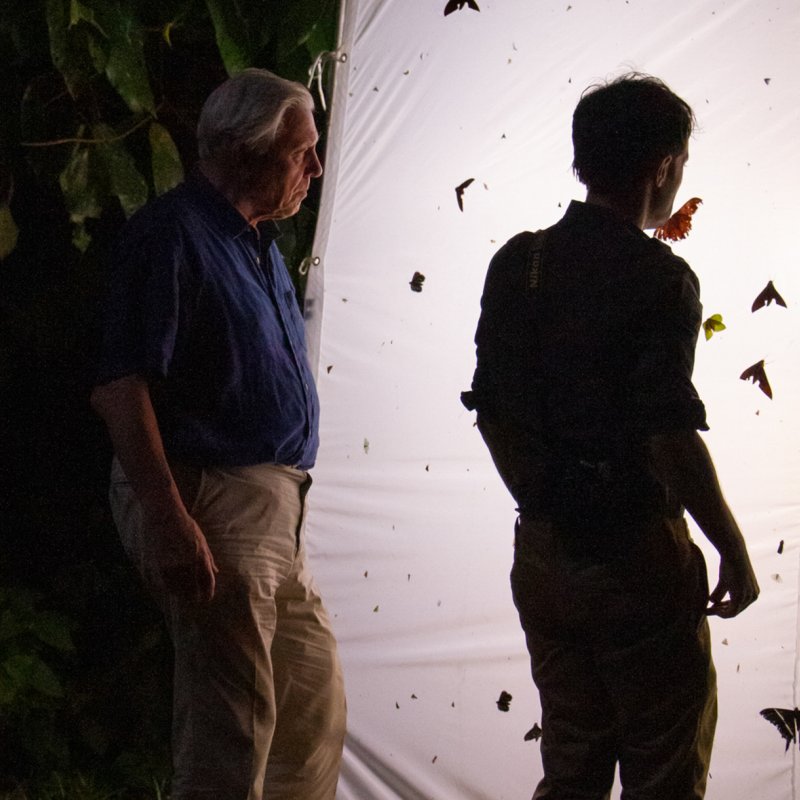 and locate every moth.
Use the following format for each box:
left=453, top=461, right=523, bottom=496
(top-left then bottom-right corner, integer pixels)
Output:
left=455, top=178, right=475, bottom=211
left=739, top=359, right=772, bottom=399
left=496, top=690, right=512, bottom=712
left=653, top=197, right=702, bottom=242
left=702, top=313, right=726, bottom=340
left=760, top=707, right=800, bottom=751
left=524, top=723, right=542, bottom=742
left=444, top=0, right=480, bottom=15
left=409, top=271, right=426, bottom=292
left=751, top=280, right=787, bottom=312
